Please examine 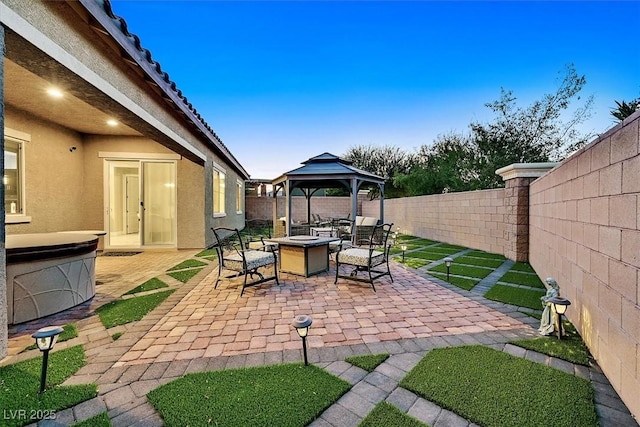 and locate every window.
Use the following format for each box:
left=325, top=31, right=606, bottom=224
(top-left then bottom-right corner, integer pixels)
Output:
left=213, top=164, right=226, bottom=217
left=4, top=130, right=29, bottom=223
left=236, top=180, right=243, bottom=214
